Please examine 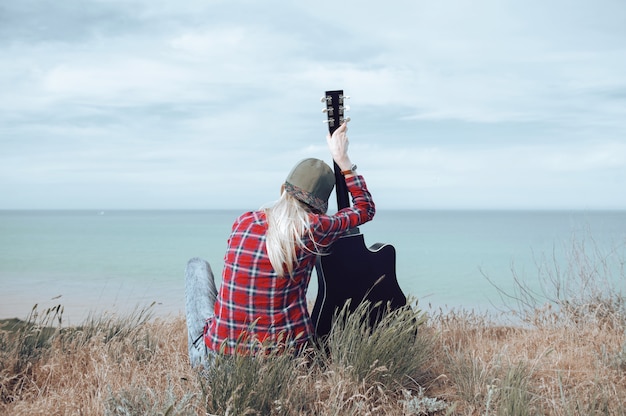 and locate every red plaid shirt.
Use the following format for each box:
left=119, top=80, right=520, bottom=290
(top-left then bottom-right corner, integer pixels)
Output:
left=204, top=174, right=375, bottom=354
